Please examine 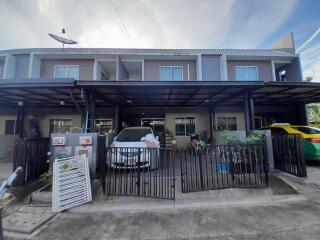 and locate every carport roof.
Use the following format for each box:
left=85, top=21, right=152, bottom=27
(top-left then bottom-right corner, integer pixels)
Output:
left=0, top=79, right=320, bottom=108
